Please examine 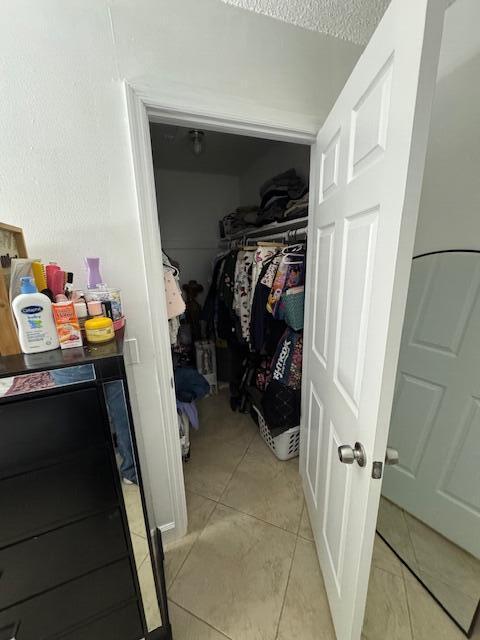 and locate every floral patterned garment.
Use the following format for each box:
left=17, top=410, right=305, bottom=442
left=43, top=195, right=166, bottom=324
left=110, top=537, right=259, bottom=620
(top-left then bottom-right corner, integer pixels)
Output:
left=261, top=254, right=282, bottom=289
left=267, top=253, right=305, bottom=318
left=233, top=250, right=254, bottom=342
left=267, top=255, right=290, bottom=314
left=249, top=246, right=279, bottom=317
